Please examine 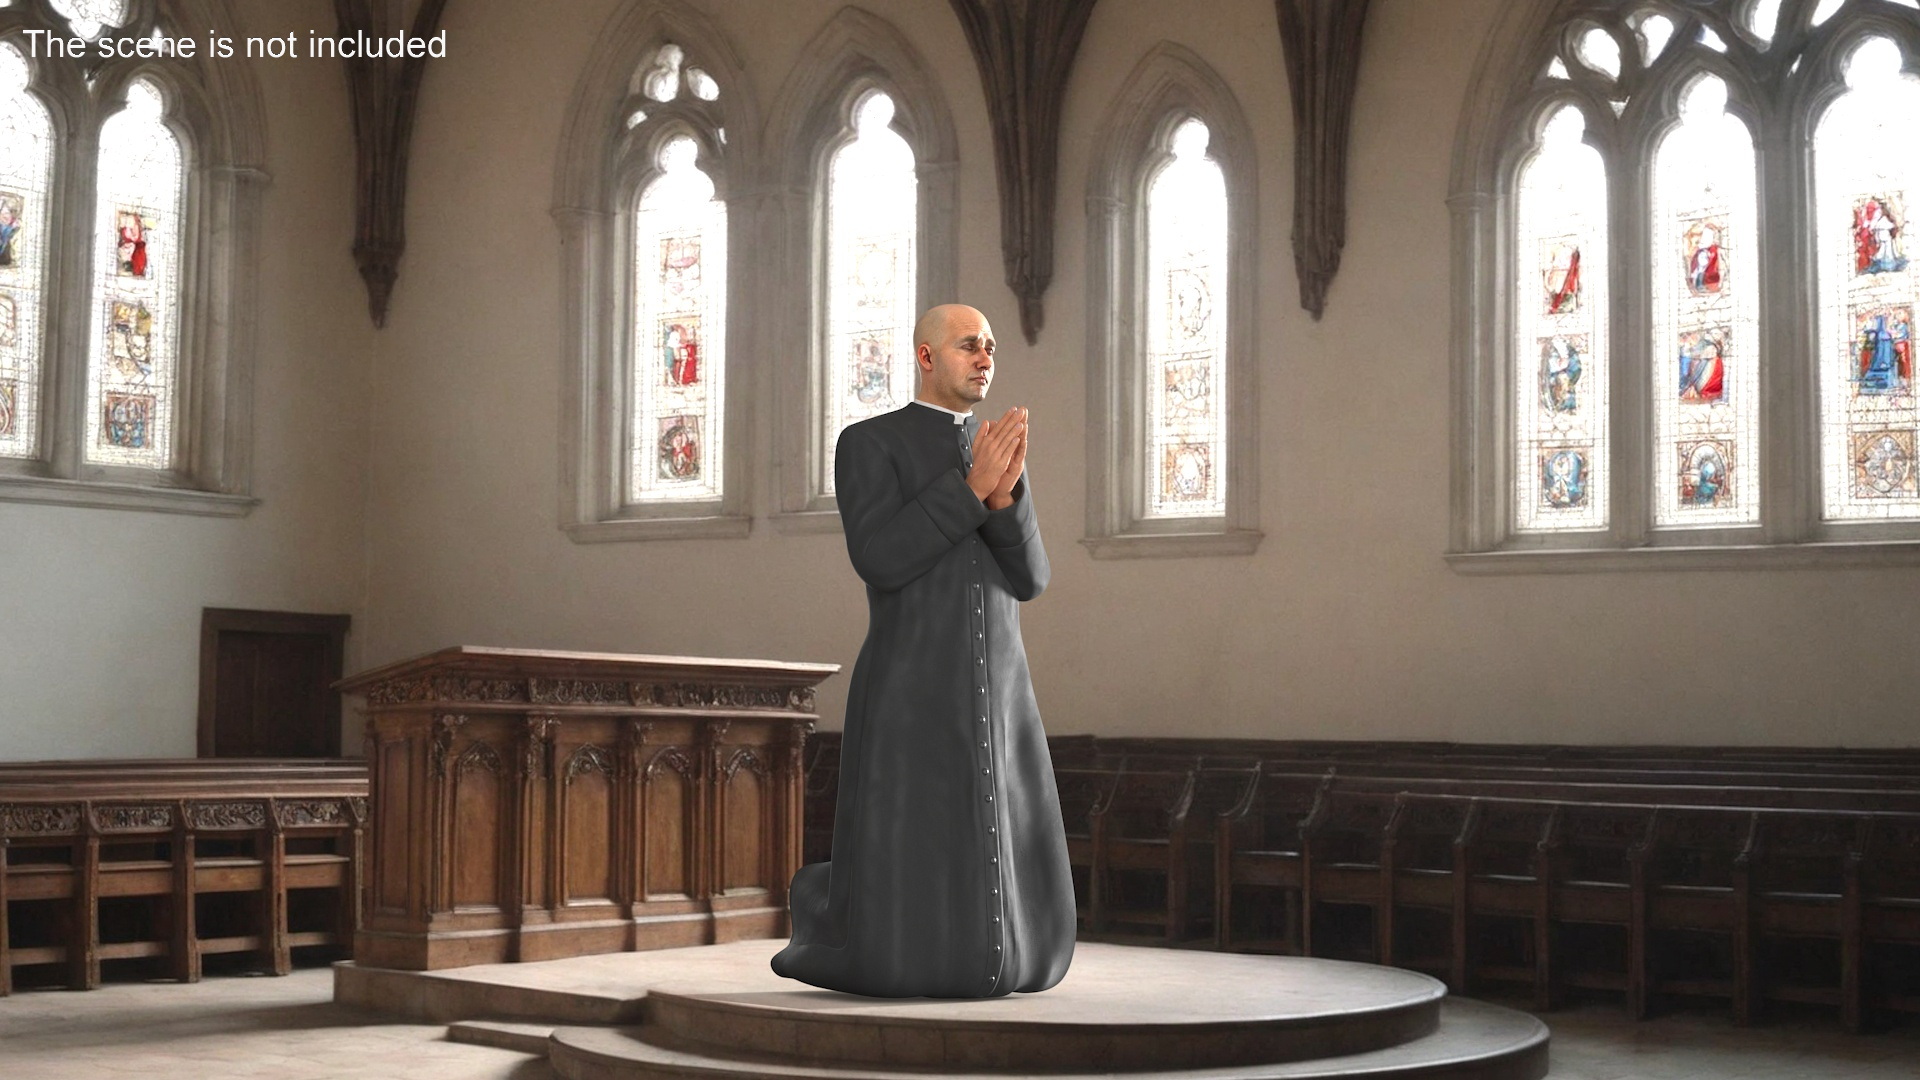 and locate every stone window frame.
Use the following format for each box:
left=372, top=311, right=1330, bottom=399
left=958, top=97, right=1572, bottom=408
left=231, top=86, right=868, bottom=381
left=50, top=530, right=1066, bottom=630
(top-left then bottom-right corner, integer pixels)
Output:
left=553, top=0, right=761, bottom=542
left=1448, top=0, right=1920, bottom=572
left=1081, top=42, right=1262, bottom=560
left=0, top=0, right=265, bottom=517
left=761, top=6, right=960, bottom=533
